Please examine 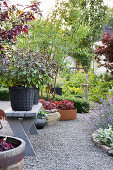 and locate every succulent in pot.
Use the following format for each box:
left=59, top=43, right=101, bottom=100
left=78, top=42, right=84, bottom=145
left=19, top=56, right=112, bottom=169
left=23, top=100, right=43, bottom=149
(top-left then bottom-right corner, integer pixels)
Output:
left=34, top=109, right=48, bottom=129
left=0, top=109, right=25, bottom=169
